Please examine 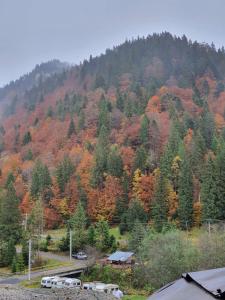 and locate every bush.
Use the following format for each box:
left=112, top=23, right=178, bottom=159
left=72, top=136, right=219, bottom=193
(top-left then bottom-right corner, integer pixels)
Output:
left=136, top=230, right=199, bottom=289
